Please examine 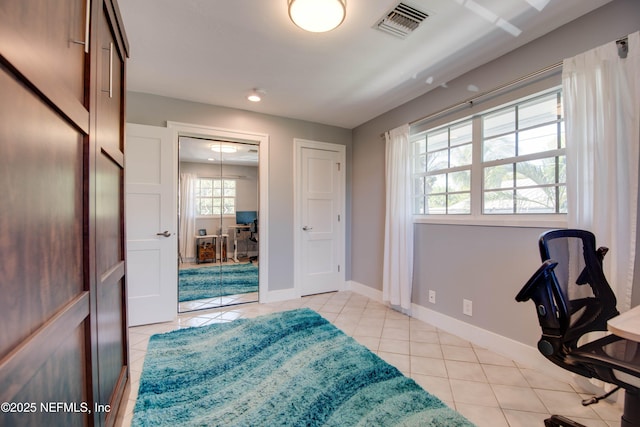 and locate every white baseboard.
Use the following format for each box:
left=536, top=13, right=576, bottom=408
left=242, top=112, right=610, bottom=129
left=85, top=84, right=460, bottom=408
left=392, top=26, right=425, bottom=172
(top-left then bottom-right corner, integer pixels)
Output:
left=260, top=288, right=299, bottom=304
left=410, top=304, right=572, bottom=381
left=346, top=280, right=383, bottom=302
left=346, top=280, right=573, bottom=382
